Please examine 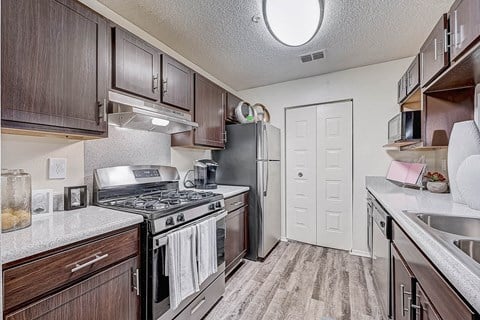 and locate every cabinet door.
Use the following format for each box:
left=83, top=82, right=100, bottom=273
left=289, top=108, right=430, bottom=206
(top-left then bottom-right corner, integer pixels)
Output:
left=112, top=27, right=160, bottom=101
left=1, top=0, right=108, bottom=135
left=413, top=284, right=442, bottom=320
left=421, top=14, right=450, bottom=87
left=450, top=0, right=480, bottom=61
left=226, top=93, right=242, bottom=123
left=161, top=55, right=193, bottom=111
left=397, top=75, right=407, bottom=103
left=6, top=257, right=139, bottom=320
left=392, top=245, right=415, bottom=320
left=406, top=55, right=420, bottom=95
left=225, top=206, right=247, bottom=274
left=194, top=74, right=225, bottom=148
